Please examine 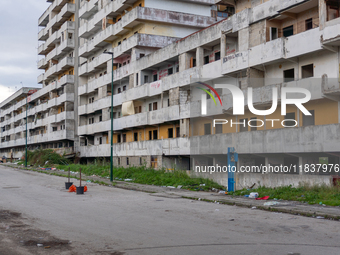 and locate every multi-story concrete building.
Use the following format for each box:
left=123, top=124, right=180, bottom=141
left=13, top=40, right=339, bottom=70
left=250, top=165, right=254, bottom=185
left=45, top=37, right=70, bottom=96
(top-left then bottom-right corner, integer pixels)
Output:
left=0, top=0, right=78, bottom=159
left=1, top=0, right=340, bottom=188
